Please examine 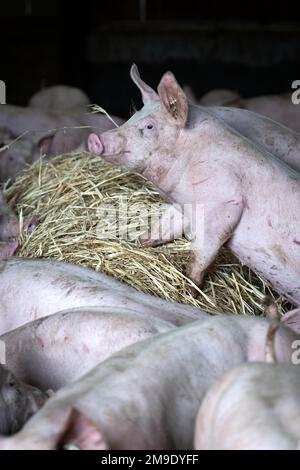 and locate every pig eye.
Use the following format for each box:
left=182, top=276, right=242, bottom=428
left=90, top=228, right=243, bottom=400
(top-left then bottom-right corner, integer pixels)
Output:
left=146, top=124, right=153, bottom=130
